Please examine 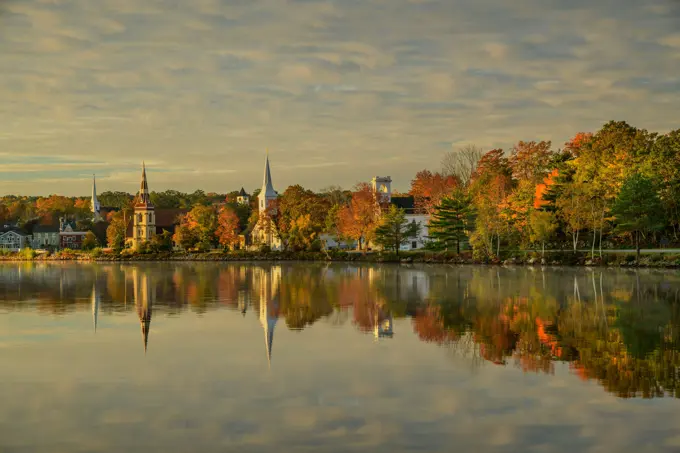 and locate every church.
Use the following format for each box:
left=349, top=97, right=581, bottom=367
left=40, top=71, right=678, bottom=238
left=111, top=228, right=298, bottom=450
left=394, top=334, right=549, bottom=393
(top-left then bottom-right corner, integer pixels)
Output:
left=250, top=153, right=283, bottom=250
